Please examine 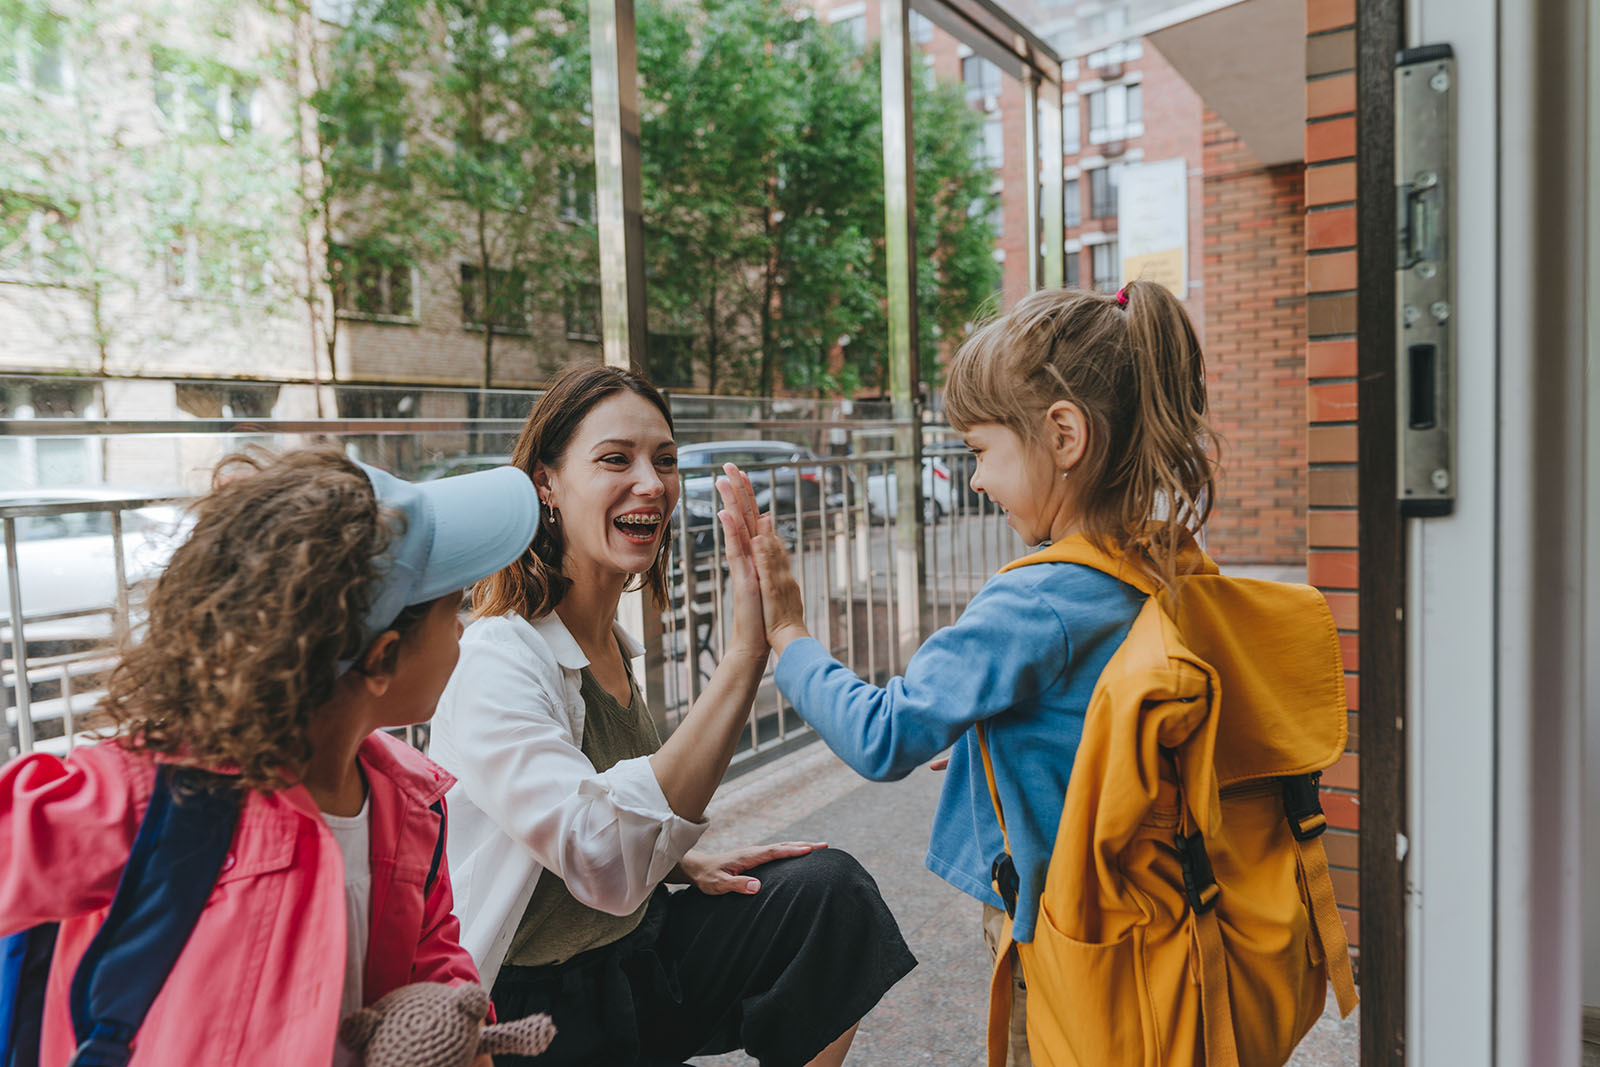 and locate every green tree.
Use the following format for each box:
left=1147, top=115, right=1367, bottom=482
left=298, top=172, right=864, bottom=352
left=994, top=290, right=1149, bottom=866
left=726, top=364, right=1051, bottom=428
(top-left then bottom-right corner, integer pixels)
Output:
left=313, top=0, right=595, bottom=389
left=626, top=0, right=1000, bottom=396
left=0, top=0, right=304, bottom=373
